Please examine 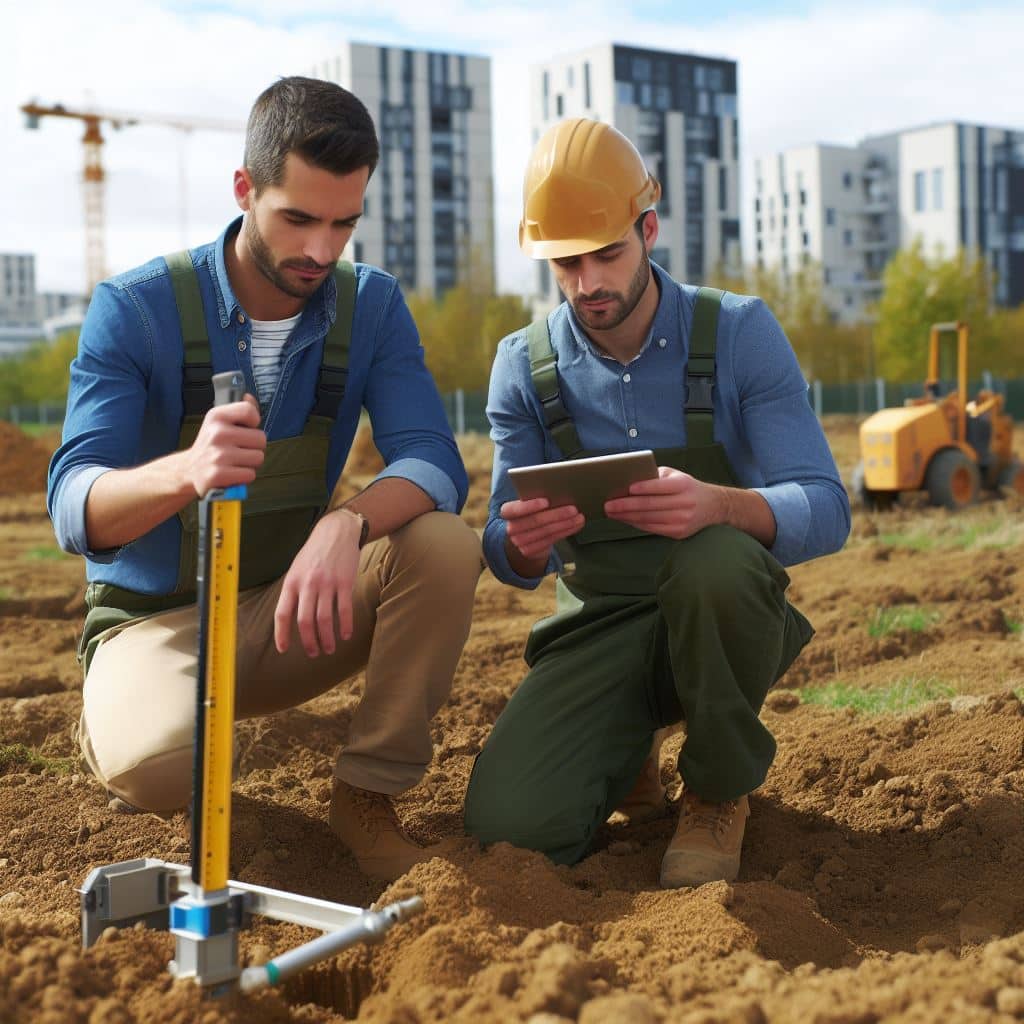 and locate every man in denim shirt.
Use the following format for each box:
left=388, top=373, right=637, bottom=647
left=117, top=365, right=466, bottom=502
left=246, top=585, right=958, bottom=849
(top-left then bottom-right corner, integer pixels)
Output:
left=465, top=119, right=850, bottom=888
left=48, top=77, right=482, bottom=883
